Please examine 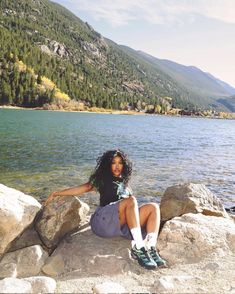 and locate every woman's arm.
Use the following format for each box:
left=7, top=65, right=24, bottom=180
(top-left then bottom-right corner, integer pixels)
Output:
left=44, top=182, right=94, bottom=206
